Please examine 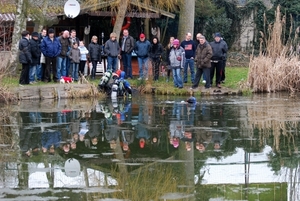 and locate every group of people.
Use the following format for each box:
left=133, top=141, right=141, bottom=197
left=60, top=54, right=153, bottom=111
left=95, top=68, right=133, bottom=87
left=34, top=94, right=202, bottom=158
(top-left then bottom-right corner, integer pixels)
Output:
left=162, top=32, right=228, bottom=90
left=18, top=28, right=90, bottom=85
left=18, top=27, right=228, bottom=89
left=117, top=30, right=228, bottom=89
